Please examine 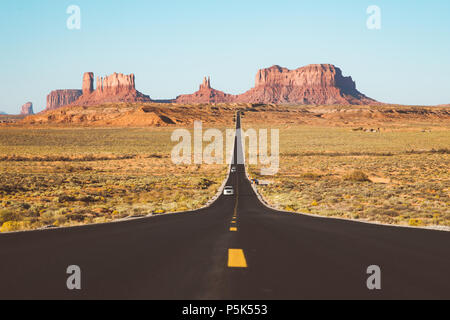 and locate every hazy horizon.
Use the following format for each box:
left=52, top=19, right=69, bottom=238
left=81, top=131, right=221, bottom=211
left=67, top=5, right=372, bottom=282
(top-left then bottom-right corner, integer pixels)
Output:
left=1, top=0, right=450, bottom=113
